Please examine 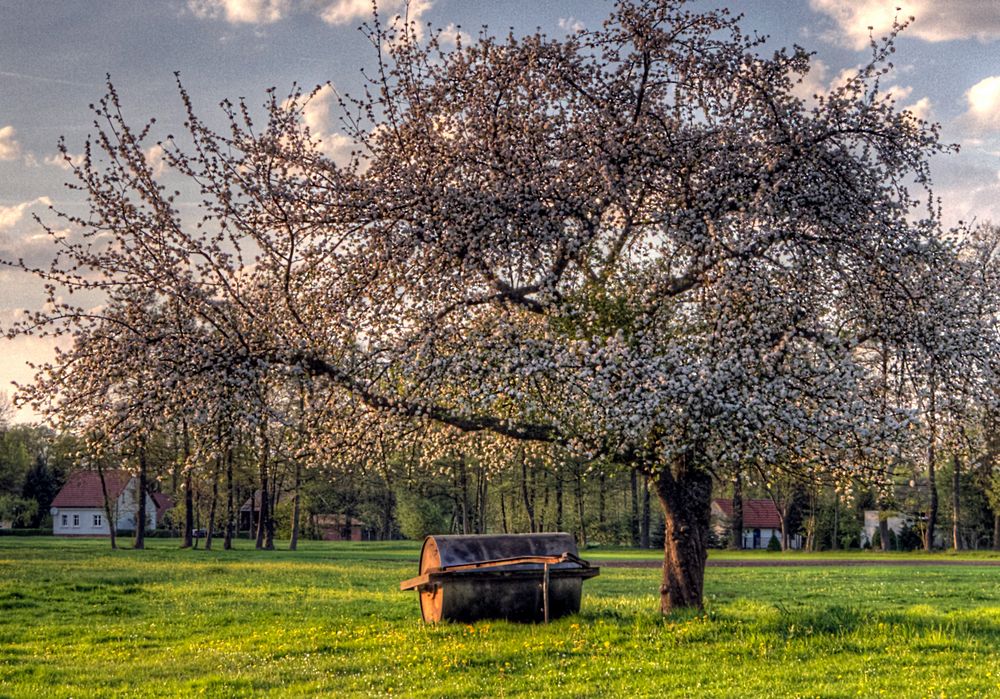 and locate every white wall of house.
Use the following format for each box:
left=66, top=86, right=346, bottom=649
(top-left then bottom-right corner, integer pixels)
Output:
left=52, top=478, right=157, bottom=536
